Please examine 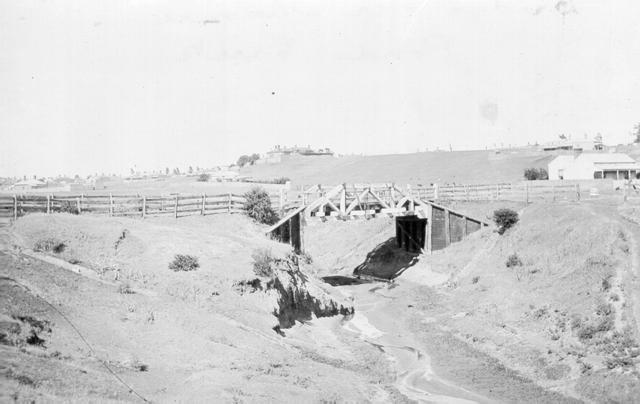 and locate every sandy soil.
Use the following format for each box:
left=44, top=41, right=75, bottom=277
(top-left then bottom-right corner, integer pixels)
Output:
left=3, top=199, right=640, bottom=403
left=305, top=201, right=640, bottom=403
left=0, top=214, right=404, bottom=403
